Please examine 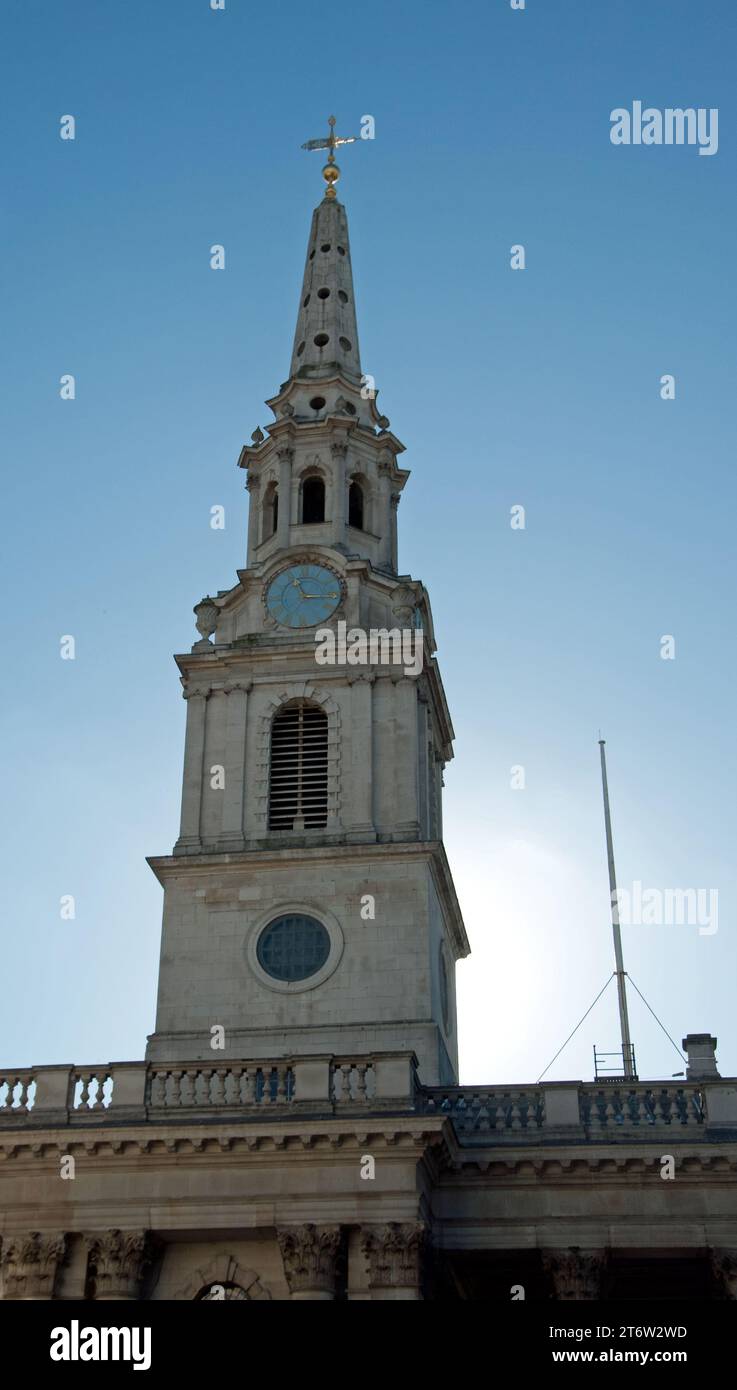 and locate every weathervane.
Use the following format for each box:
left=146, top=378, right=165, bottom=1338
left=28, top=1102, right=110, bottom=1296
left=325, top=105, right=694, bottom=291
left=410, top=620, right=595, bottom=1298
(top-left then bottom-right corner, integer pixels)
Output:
left=301, top=115, right=359, bottom=199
